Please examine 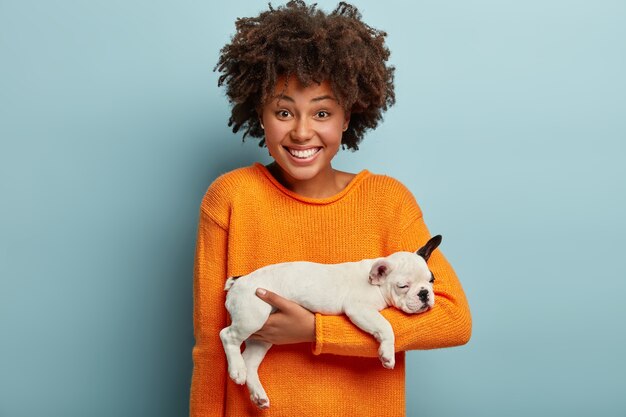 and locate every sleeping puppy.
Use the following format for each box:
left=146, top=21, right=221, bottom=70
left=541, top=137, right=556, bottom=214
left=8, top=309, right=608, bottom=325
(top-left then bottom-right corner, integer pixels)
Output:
left=220, top=234, right=442, bottom=409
